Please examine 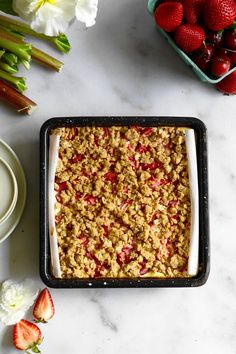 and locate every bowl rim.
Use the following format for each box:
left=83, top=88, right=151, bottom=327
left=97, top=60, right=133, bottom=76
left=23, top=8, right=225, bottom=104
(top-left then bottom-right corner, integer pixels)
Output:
left=0, top=157, right=18, bottom=225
